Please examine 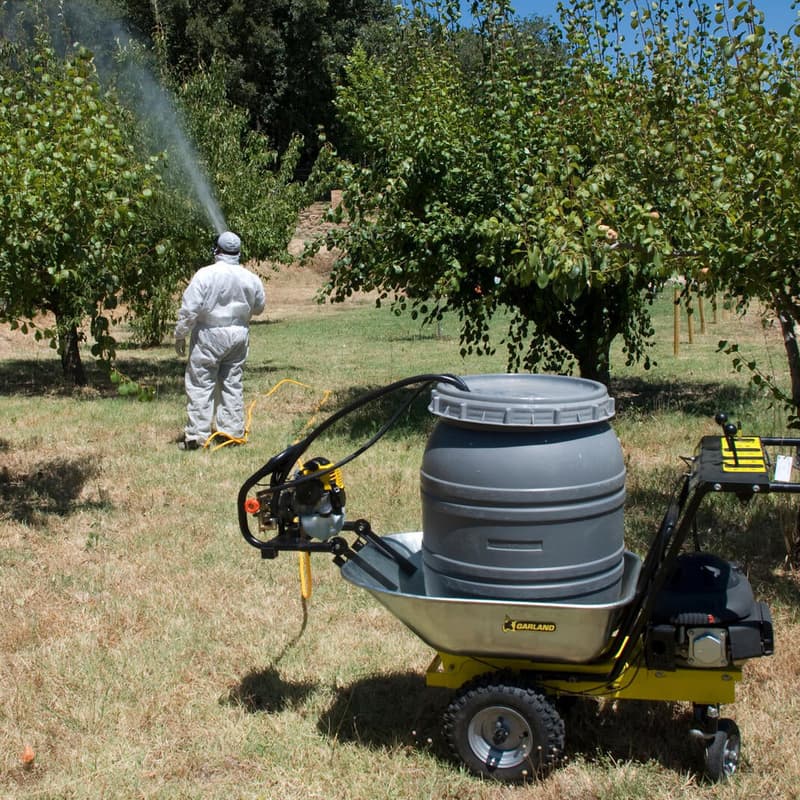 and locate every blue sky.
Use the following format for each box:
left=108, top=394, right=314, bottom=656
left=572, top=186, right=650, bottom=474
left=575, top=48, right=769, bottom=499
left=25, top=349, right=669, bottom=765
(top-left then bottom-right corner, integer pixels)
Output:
left=509, top=1, right=799, bottom=35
